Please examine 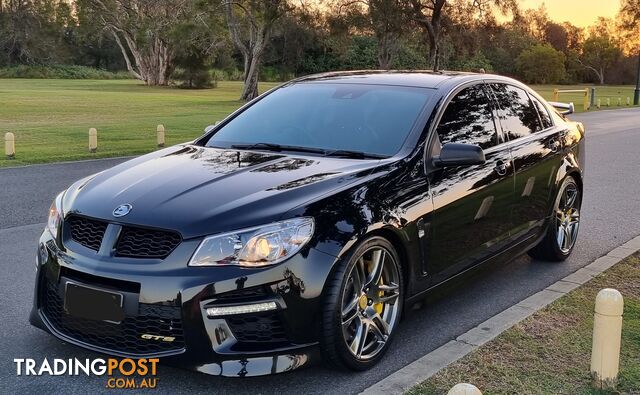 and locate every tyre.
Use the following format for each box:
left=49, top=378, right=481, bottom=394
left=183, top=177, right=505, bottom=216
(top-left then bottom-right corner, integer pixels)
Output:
left=528, top=176, right=582, bottom=261
left=320, top=236, right=404, bottom=370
